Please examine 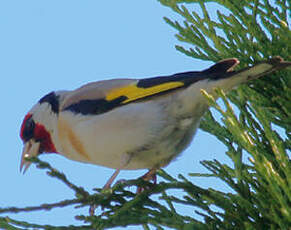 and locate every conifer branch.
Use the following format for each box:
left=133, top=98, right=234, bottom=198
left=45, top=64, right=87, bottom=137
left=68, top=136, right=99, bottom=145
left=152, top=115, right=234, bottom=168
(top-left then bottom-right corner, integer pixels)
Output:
left=1, top=0, right=290, bottom=229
